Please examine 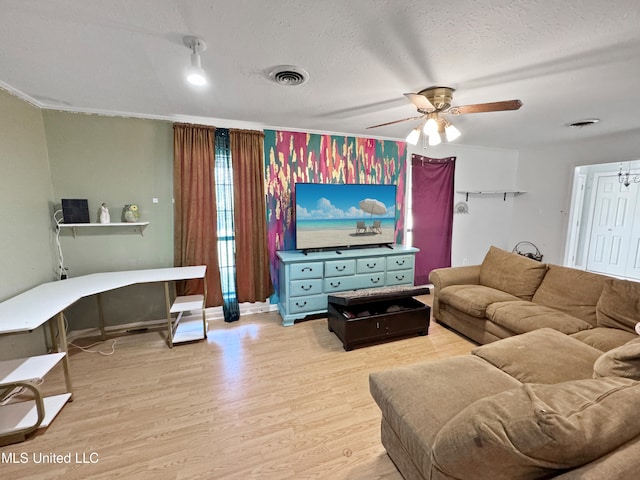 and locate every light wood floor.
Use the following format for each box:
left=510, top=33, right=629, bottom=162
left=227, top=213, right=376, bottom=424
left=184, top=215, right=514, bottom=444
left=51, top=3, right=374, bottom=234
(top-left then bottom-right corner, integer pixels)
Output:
left=1, top=295, right=473, bottom=480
